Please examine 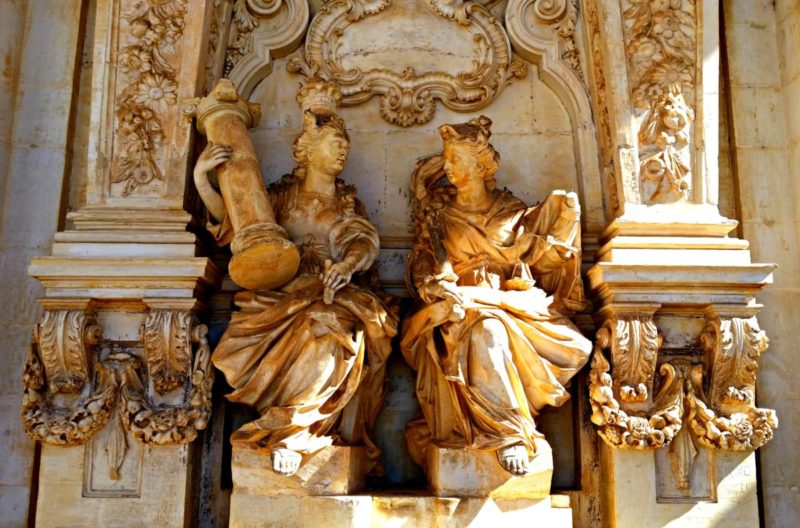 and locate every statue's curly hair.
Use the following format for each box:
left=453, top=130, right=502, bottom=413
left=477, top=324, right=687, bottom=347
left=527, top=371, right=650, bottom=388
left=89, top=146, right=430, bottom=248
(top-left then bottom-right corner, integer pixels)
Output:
left=439, top=115, right=499, bottom=190
left=291, top=110, right=350, bottom=180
